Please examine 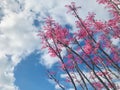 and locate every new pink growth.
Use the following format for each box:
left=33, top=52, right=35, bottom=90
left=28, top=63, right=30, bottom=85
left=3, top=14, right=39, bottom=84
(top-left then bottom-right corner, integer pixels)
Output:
left=67, top=54, right=73, bottom=59
left=97, top=0, right=109, bottom=4
left=38, top=0, right=120, bottom=89
left=77, top=30, right=88, bottom=39
left=83, top=43, right=92, bottom=55
left=92, top=82, right=104, bottom=90
left=65, top=2, right=81, bottom=14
